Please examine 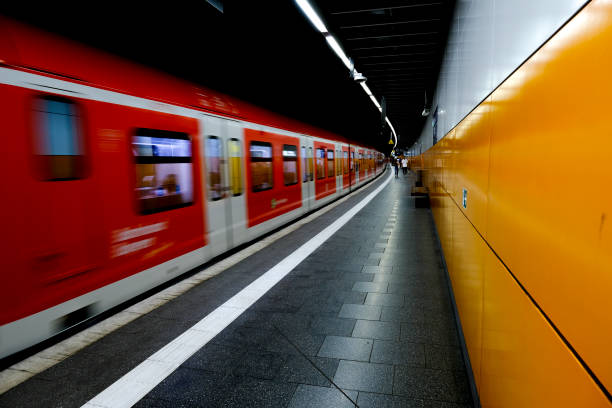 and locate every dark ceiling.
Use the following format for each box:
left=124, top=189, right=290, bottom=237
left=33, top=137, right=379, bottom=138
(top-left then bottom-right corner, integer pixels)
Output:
left=314, top=0, right=456, bottom=149
left=0, top=0, right=454, bottom=152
